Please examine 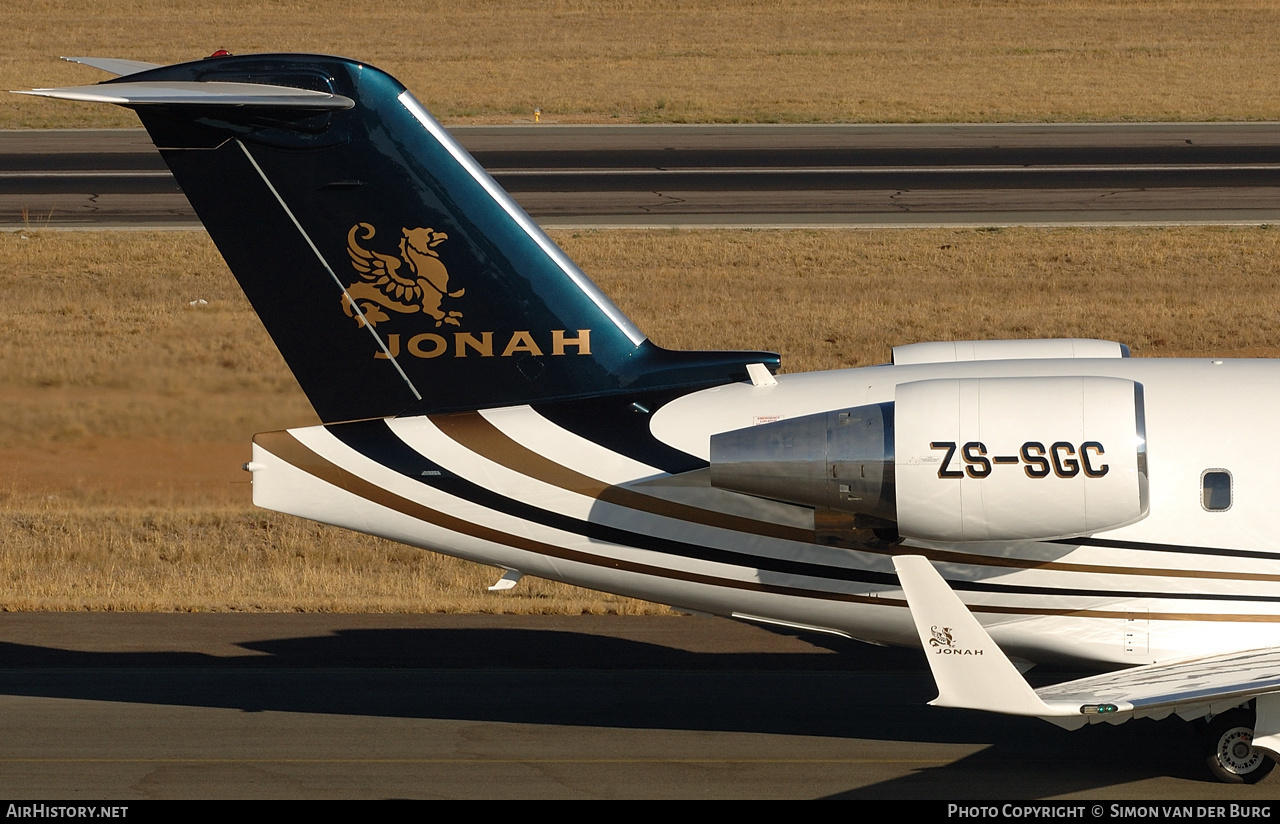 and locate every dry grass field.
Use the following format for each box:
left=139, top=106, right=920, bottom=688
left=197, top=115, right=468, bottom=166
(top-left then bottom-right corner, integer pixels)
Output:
left=5, top=0, right=1280, bottom=128
left=4, top=226, right=1280, bottom=611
